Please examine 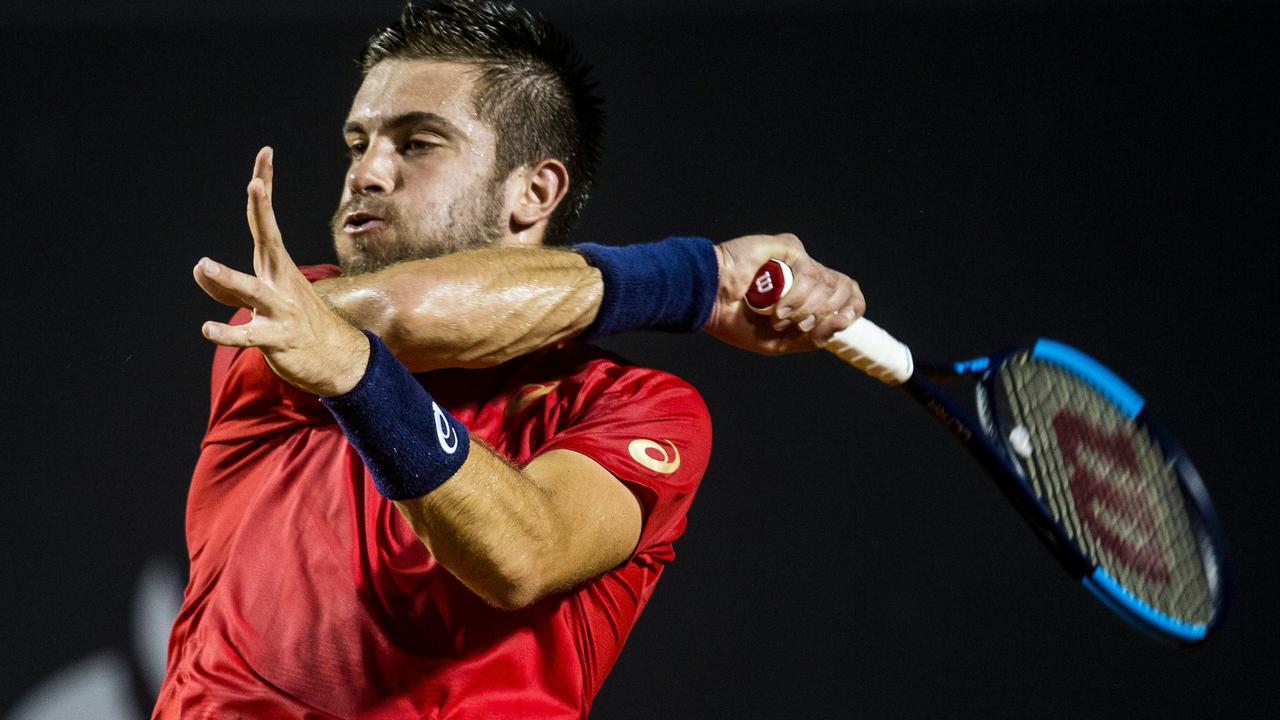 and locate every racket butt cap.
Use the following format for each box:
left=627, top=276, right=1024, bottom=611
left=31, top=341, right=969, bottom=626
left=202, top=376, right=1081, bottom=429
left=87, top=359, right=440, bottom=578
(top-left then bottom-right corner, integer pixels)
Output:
left=746, top=259, right=794, bottom=313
